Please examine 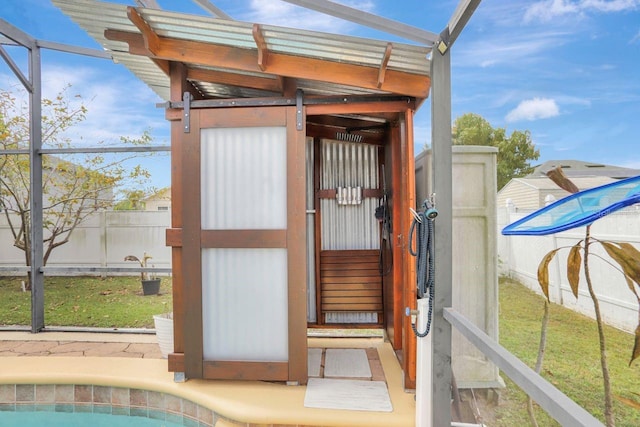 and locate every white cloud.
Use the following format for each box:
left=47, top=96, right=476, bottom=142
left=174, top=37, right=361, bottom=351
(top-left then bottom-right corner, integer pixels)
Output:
left=524, top=0, right=580, bottom=23
left=631, top=29, right=640, bottom=43
left=505, top=97, right=560, bottom=122
left=581, top=0, right=640, bottom=12
left=524, top=0, right=640, bottom=23
left=244, top=0, right=376, bottom=33
left=456, top=30, right=571, bottom=68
